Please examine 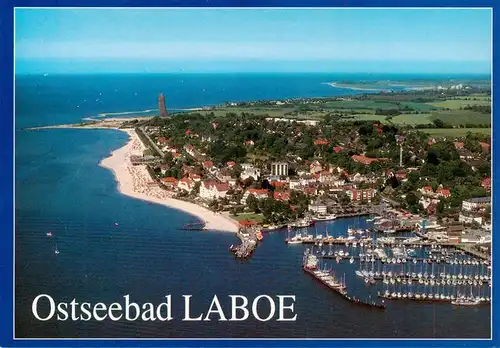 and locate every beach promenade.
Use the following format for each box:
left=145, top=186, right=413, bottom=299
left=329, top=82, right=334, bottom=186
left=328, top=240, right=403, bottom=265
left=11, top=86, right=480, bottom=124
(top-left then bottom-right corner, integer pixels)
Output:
left=99, top=128, right=239, bottom=233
